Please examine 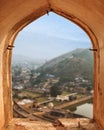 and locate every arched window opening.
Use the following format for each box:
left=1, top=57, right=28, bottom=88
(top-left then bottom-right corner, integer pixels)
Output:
left=12, top=12, right=93, bottom=121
